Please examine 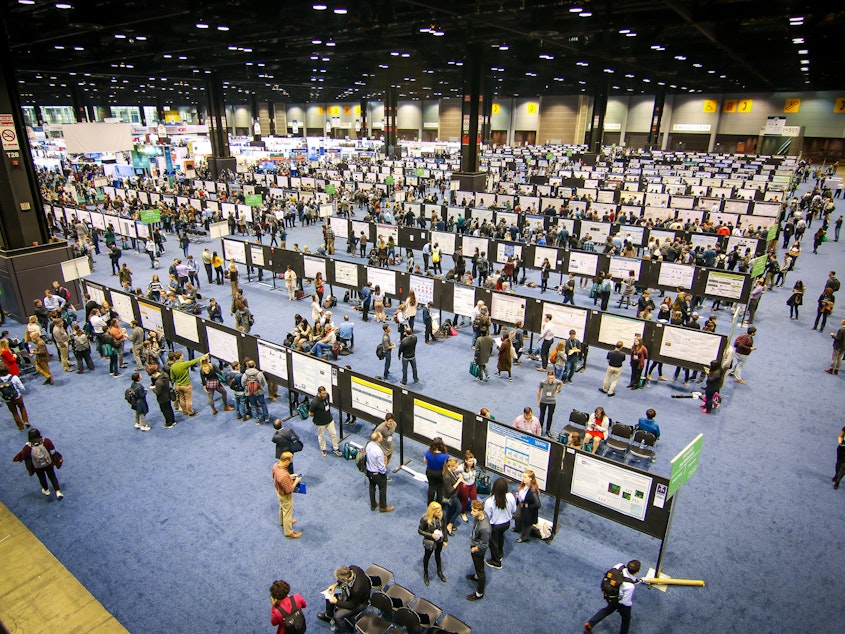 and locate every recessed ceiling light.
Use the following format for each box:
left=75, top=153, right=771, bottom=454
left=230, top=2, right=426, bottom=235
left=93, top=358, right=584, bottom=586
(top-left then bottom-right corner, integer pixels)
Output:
left=18, top=1, right=36, bottom=5
left=313, top=4, right=327, bottom=9
left=800, top=66, right=809, bottom=71
left=674, top=55, right=686, bottom=60
left=55, top=3, right=72, bottom=9
left=333, top=8, right=347, bottom=14
left=539, top=54, right=554, bottom=60
left=800, top=59, right=810, bottom=64
left=579, top=11, right=592, bottom=17
left=217, top=26, right=229, bottom=31
left=499, top=44, right=509, bottom=50
left=136, top=35, right=147, bottom=41
left=312, top=39, right=322, bottom=44
left=196, top=23, right=209, bottom=29
left=792, top=37, right=804, bottom=44
left=798, top=49, right=809, bottom=54
left=114, top=33, right=126, bottom=39
left=326, top=41, right=335, bottom=46
left=570, top=6, right=582, bottom=12
left=401, top=53, right=410, bottom=57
